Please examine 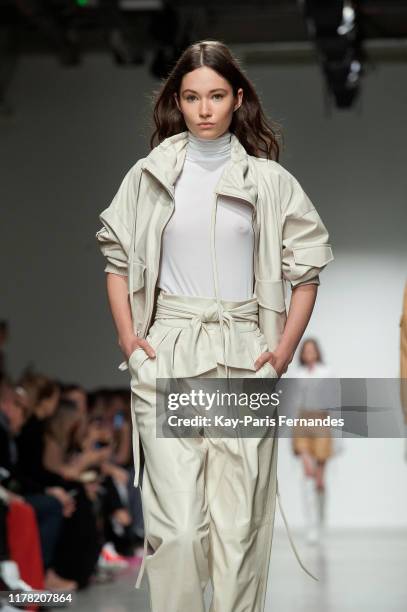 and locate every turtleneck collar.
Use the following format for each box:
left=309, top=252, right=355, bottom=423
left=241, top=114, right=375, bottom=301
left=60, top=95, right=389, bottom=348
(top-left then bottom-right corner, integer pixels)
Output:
left=186, top=130, right=231, bottom=162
